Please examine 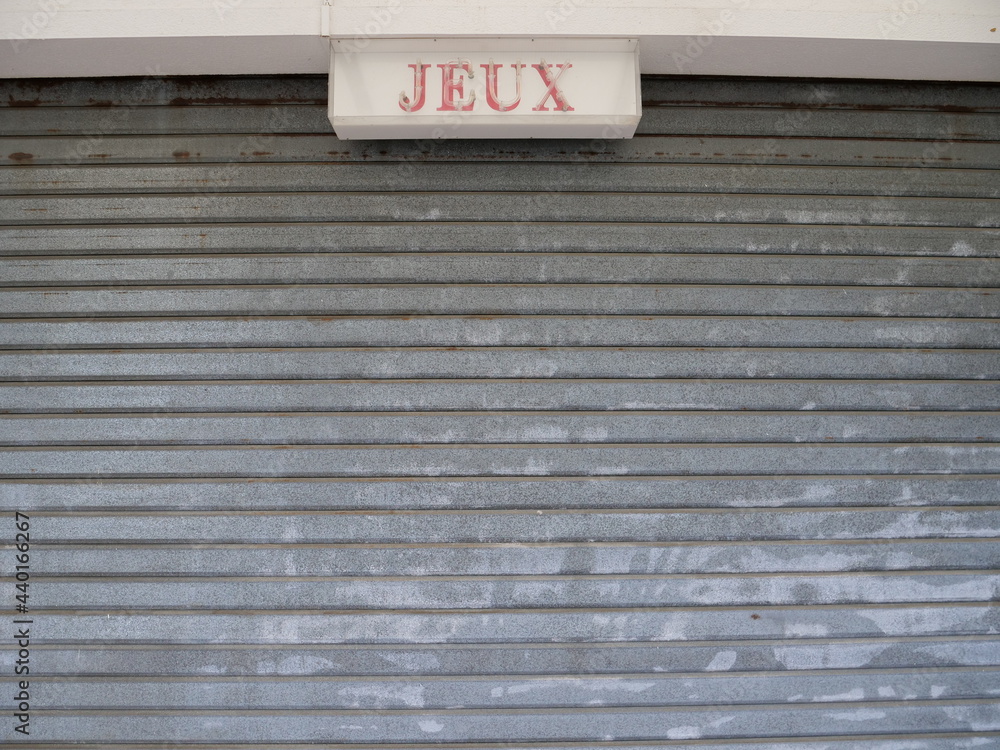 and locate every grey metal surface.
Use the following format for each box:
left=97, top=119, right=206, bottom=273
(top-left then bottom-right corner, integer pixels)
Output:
left=0, top=73, right=998, bottom=748
left=4, top=163, right=1000, bottom=198
left=23, top=637, right=1000, bottom=673
left=5, top=133, right=1000, bottom=168
left=4, top=223, right=998, bottom=257
left=3, top=443, right=997, bottom=478
left=23, top=670, right=1000, bottom=708
left=18, top=705, right=1000, bottom=743
left=4, top=192, right=998, bottom=226
left=17, top=507, right=1000, bottom=543
left=2, top=476, right=995, bottom=509
left=3, top=252, right=1000, bottom=285
left=7, top=350, right=1000, bottom=384
left=2, top=411, right=997, bottom=444
left=1, top=315, right=996, bottom=348
left=4, top=104, right=1000, bottom=140
left=1, top=379, right=998, bottom=411
left=2, top=284, right=998, bottom=317
left=20, top=540, right=1000, bottom=575
left=4, top=346, right=1000, bottom=380
left=18, top=605, right=998, bottom=642
left=5, top=74, right=999, bottom=110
